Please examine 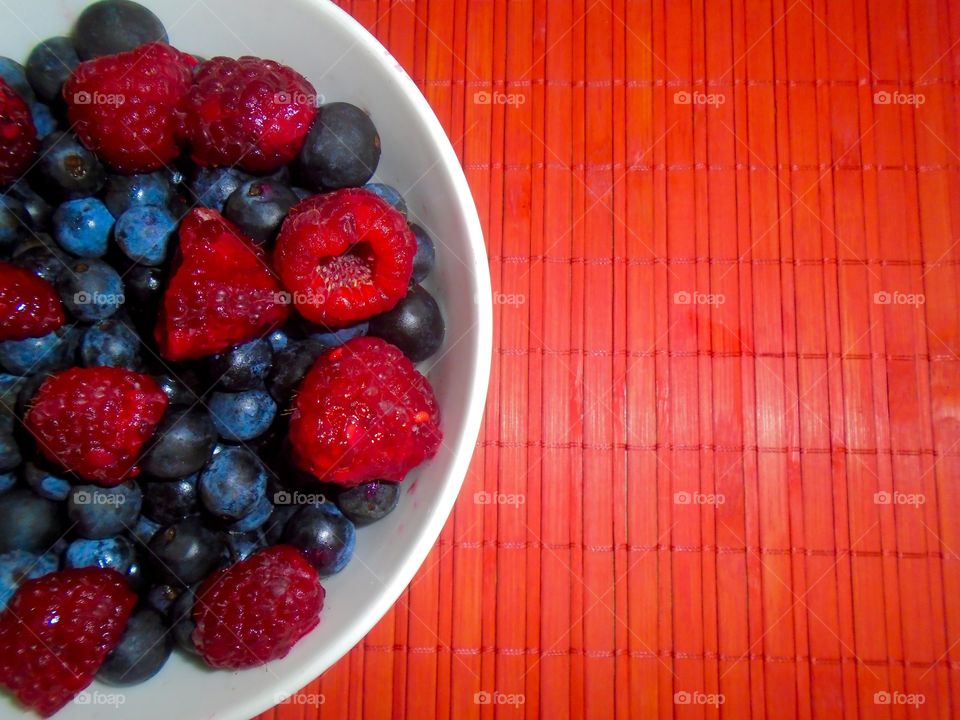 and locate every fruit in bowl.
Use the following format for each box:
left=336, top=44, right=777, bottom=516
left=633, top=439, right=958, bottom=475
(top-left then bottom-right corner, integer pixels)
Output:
left=0, top=1, right=491, bottom=717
